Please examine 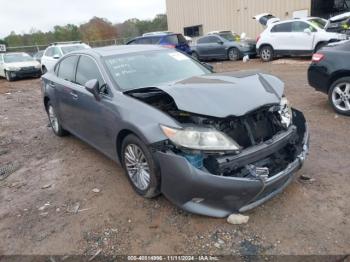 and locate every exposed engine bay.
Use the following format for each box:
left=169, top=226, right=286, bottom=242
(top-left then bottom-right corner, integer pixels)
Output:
left=126, top=88, right=306, bottom=180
